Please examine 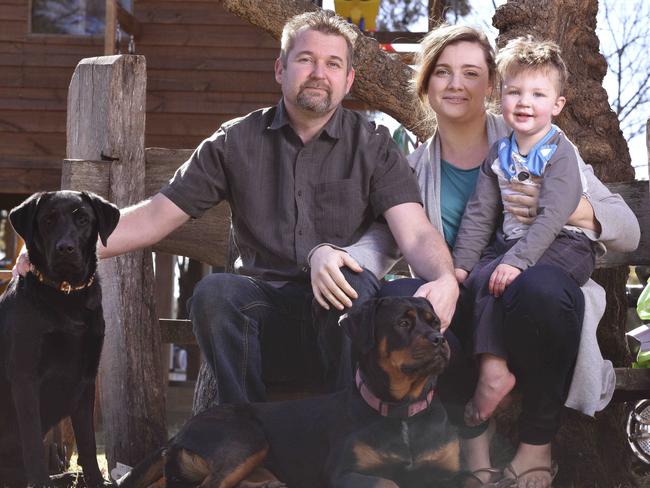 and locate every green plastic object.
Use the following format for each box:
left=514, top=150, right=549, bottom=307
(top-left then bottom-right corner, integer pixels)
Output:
left=638, top=283, right=650, bottom=321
